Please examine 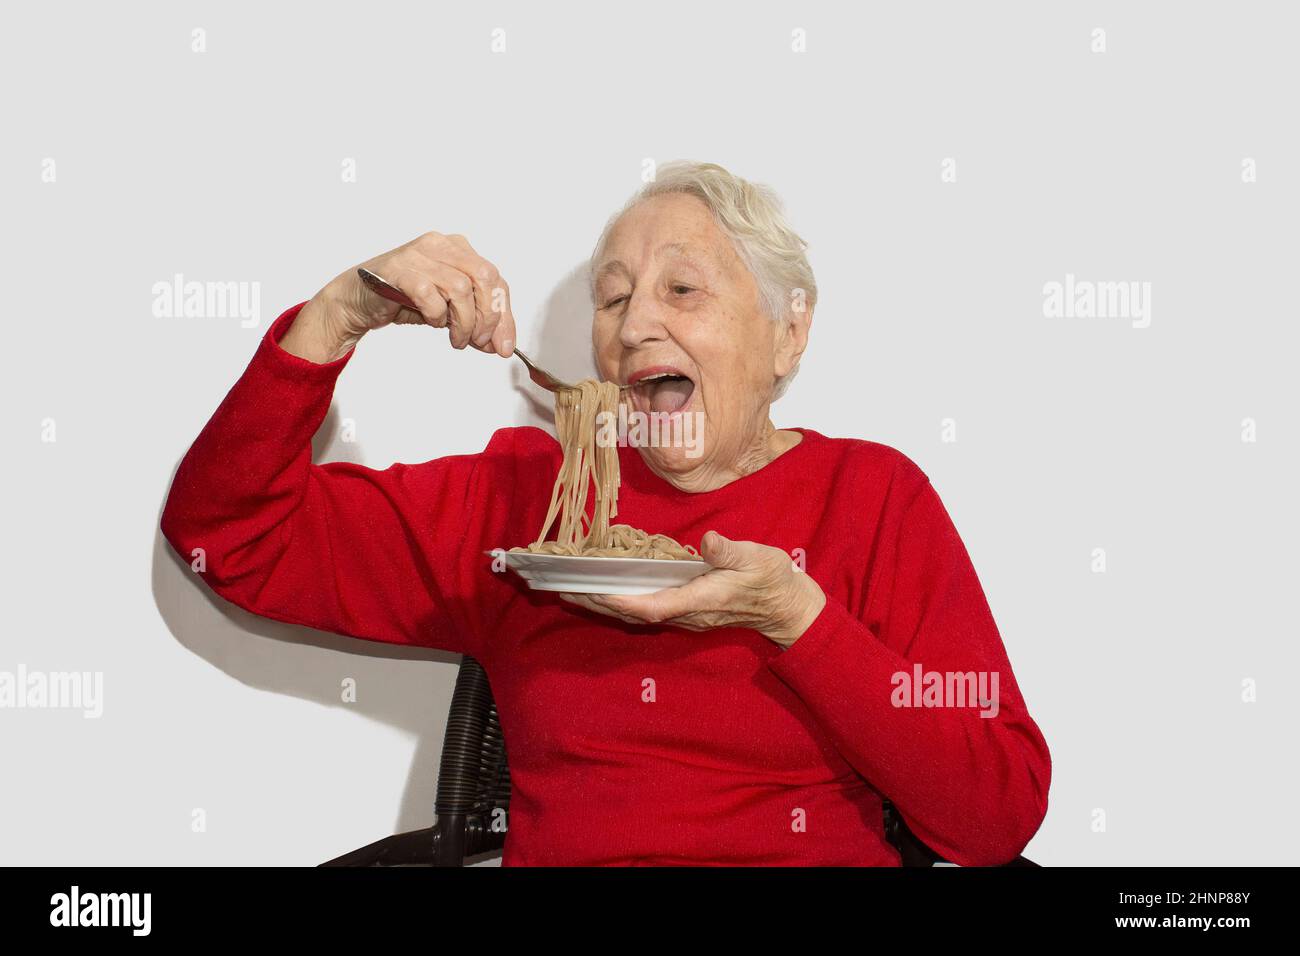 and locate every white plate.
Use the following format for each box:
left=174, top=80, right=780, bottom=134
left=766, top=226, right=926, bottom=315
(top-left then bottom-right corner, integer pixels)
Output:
left=494, top=550, right=710, bottom=595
